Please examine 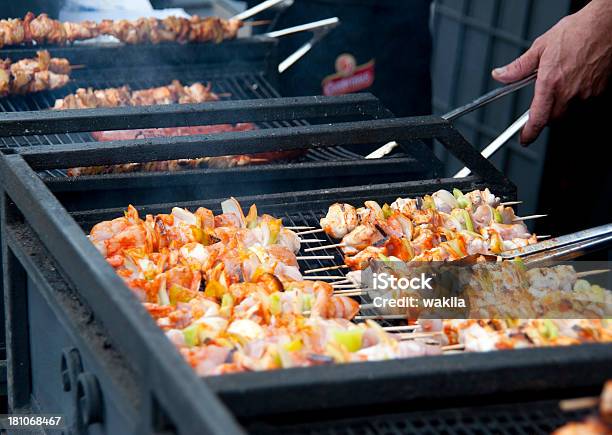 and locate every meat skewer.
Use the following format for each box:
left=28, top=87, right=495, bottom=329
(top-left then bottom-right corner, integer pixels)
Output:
left=87, top=200, right=446, bottom=374
left=0, top=50, right=71, bottom=97
left=53, top=81, right=304, bottom=175
left=319, top=188, right=540, bottom=269
left=87, top=197, right=612, bottom=377
left=0, top=12, right=243, bottom=48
